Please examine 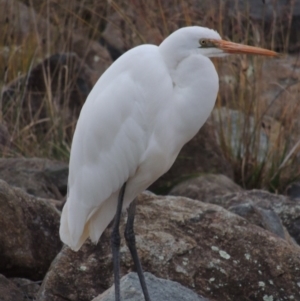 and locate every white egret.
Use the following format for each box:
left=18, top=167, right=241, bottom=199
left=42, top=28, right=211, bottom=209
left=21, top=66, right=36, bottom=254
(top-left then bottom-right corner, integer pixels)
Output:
left=59, top=26, right=277, bottom=301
